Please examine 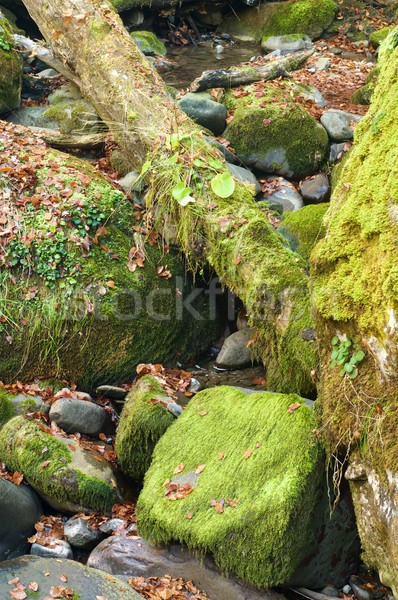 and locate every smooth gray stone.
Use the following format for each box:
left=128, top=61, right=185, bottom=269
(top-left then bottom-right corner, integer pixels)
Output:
left=215, top=329, right=254, bottom=369
left=64, top=517, right=105, bottom=549
left=6, top=106, right=59, bottom=130
left=227, top=163, right=262, bottom=196
left=263, top=177, right=304, bottom=213
left=320, top=109, right=362, bottom=141
left=49, top=397, right=106, bottom=436
left=10, top=393, right=50, bottom=414
left=178, top=92, right=227, bottom=136
left=0, top=555, right=140, bottom=599
left=99, top=518, right=125, bottom=534
left=96, top=385, right=128, bottom=400
left=262, top=34, right=313, bottom=52
left=31, top=538, right=73, bottom=560
left=0, top=479, right=43, bottom=561
left=300, top=174, right=330, bottom=204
